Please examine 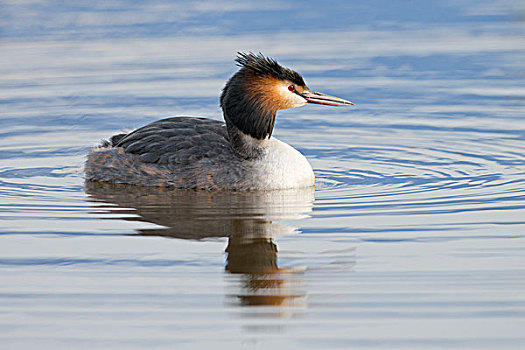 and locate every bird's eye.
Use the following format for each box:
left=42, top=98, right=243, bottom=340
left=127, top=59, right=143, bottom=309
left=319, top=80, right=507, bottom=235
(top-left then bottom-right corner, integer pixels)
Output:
left=288, top=85, right=295, bottom=92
